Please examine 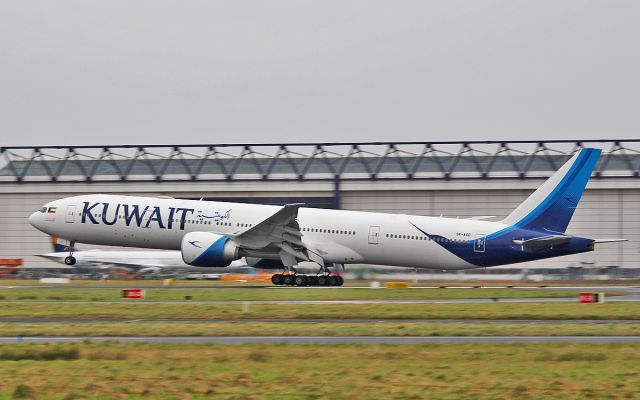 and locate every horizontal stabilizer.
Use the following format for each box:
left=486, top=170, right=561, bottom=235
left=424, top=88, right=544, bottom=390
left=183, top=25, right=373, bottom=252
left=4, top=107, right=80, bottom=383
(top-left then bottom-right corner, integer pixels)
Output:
left=593, top=238, right=628, bottom=244
left=512, top=235, right=571, bottom=250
